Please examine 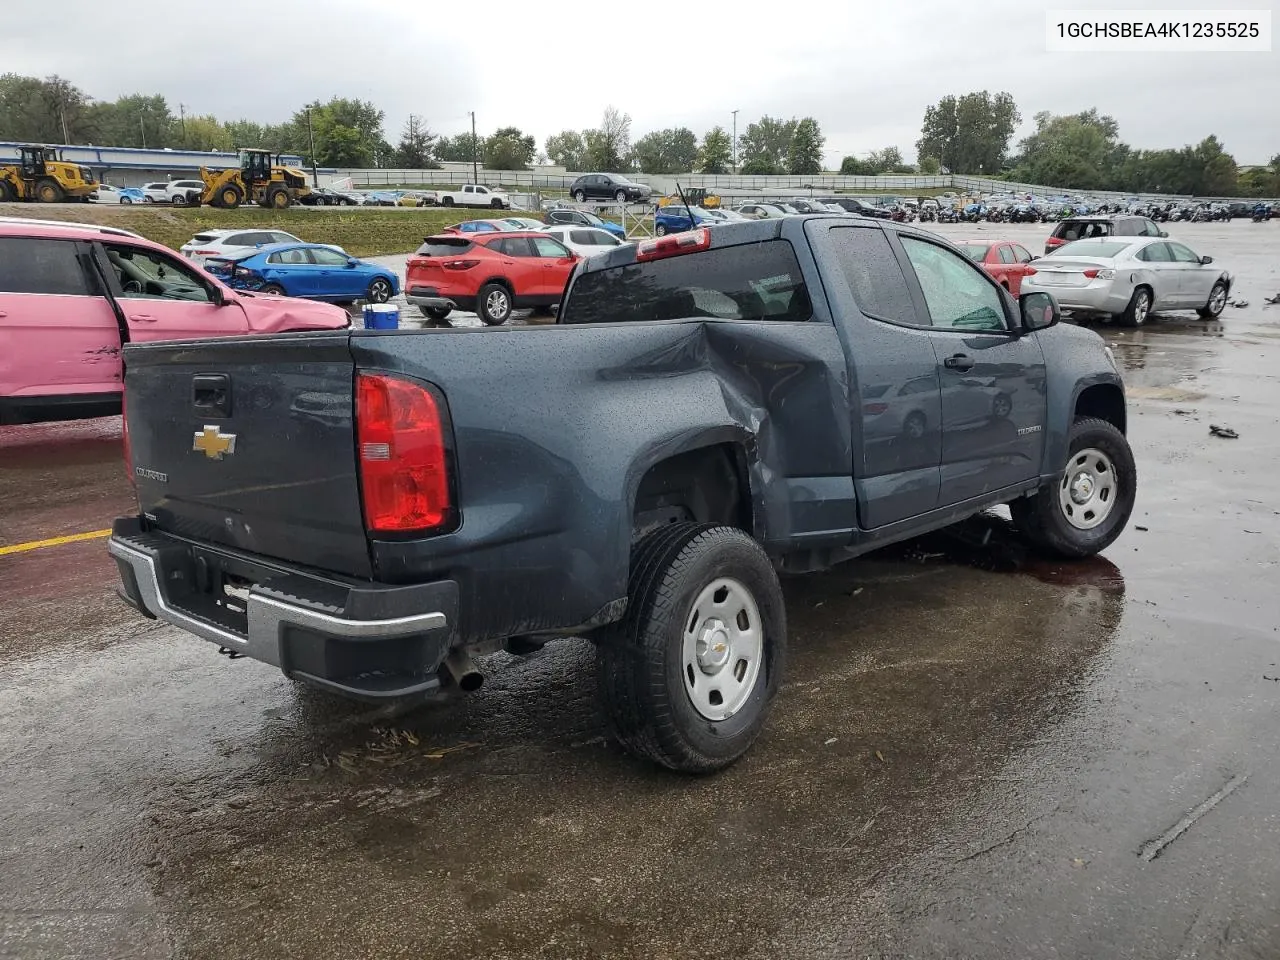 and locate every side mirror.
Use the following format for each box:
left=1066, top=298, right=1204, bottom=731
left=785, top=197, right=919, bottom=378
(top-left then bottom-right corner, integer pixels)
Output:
left=1199, top=254, right=1213, bottom=265
left=1159, top=230, right=1168, bottom=238
left=1019, top=291, right=1059, bottom=333
left=210, top=284, right=227, bottom=306
left=1029, top=254, right=1040, bottom=261
left=346, top=257, right=359, bottom=267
